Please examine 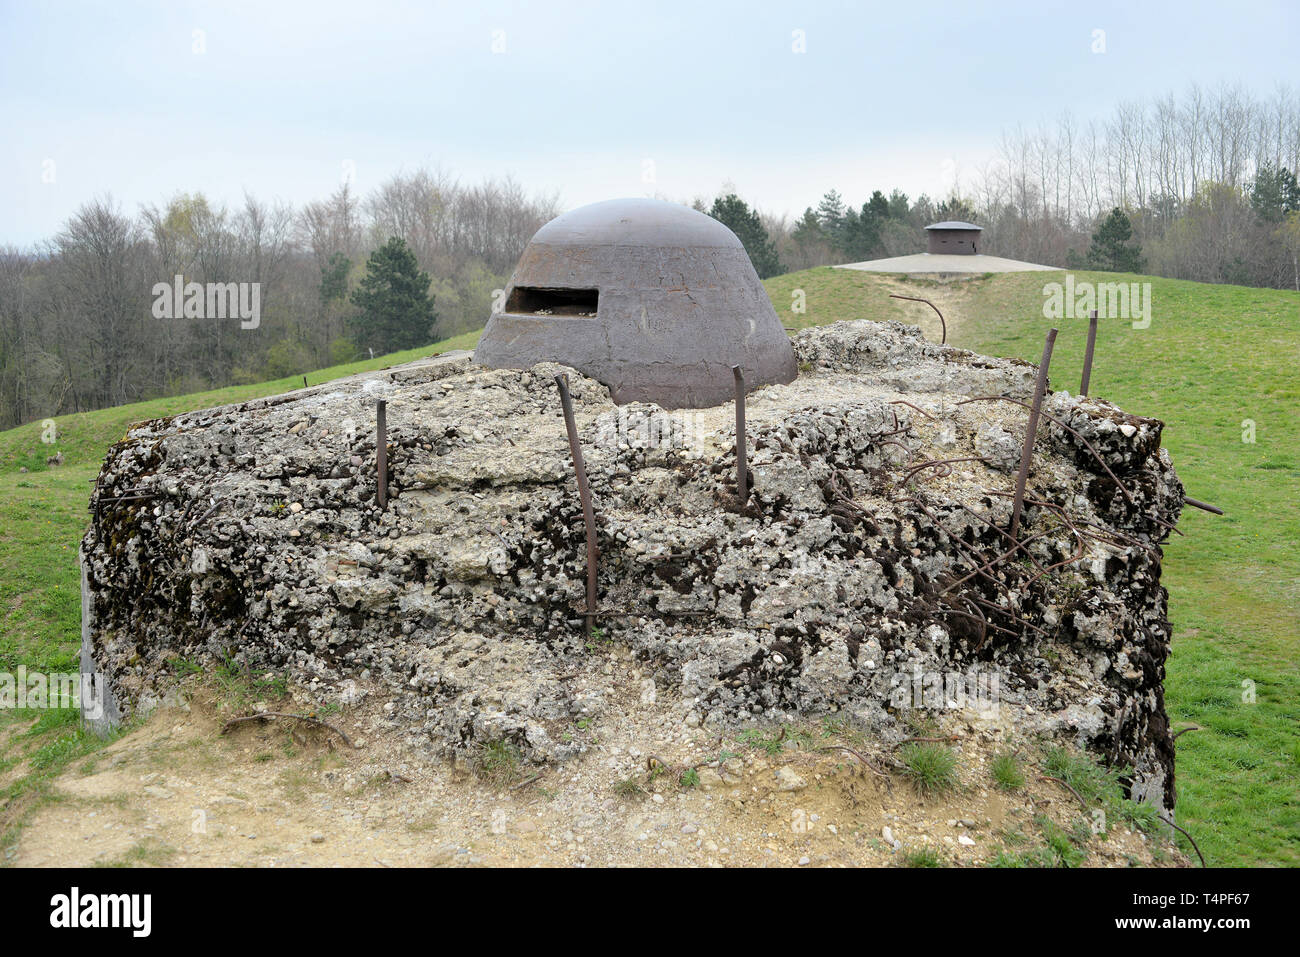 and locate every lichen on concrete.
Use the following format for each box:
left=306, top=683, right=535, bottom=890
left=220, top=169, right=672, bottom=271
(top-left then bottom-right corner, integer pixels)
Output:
left=80, top=320, right=1185, bottom=809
